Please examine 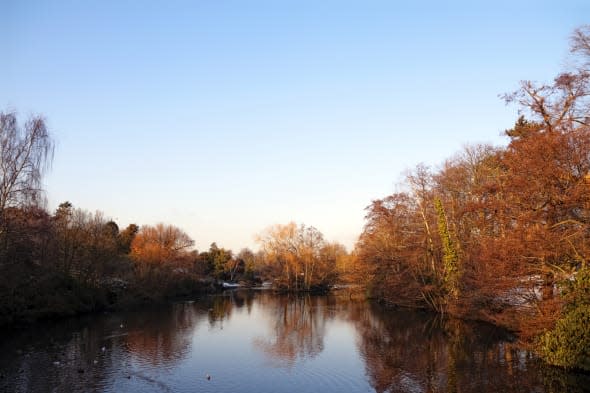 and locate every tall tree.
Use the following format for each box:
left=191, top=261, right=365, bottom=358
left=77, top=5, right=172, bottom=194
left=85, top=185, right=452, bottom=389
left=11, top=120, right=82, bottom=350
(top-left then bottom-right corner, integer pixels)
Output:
left=0, top=112, right=53, bottom=214
left=0, top=112, right=53, bottom=260
left=130, top=223, right=194, bottom=275
left=503, top=25, right=589, bottom=132
left=257, top=222, right=336, bottom=290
